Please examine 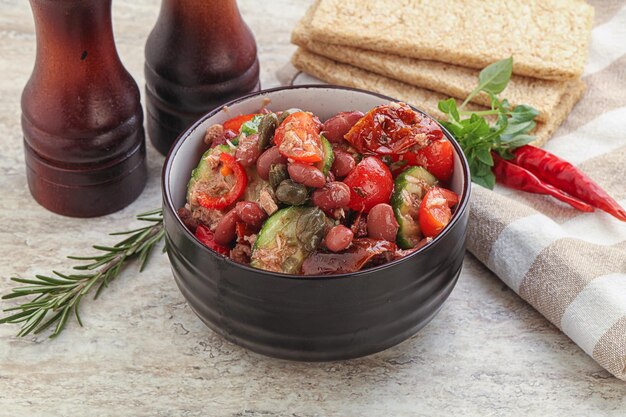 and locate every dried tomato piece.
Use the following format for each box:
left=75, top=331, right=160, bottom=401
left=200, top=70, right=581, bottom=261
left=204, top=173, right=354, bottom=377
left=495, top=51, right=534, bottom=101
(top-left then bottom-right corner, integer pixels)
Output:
left=301, top=238, right=397, bottom=275
left=344, top=102, right=443, bottom=155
